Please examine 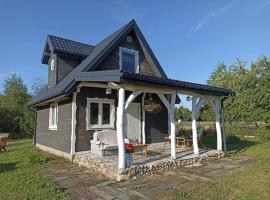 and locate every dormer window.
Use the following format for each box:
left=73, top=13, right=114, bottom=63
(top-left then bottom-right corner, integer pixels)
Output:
left=119, top=47, right=139, bottom=73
